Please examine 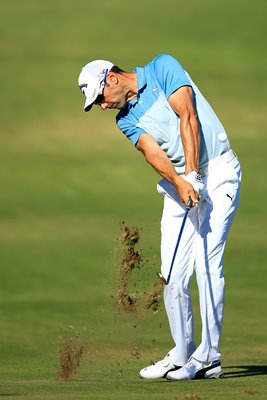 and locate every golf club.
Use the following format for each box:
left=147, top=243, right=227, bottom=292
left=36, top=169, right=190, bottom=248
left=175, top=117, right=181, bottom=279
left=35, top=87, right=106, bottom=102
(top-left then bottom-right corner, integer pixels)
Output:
left=158, top=197, right=193, bottom=285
